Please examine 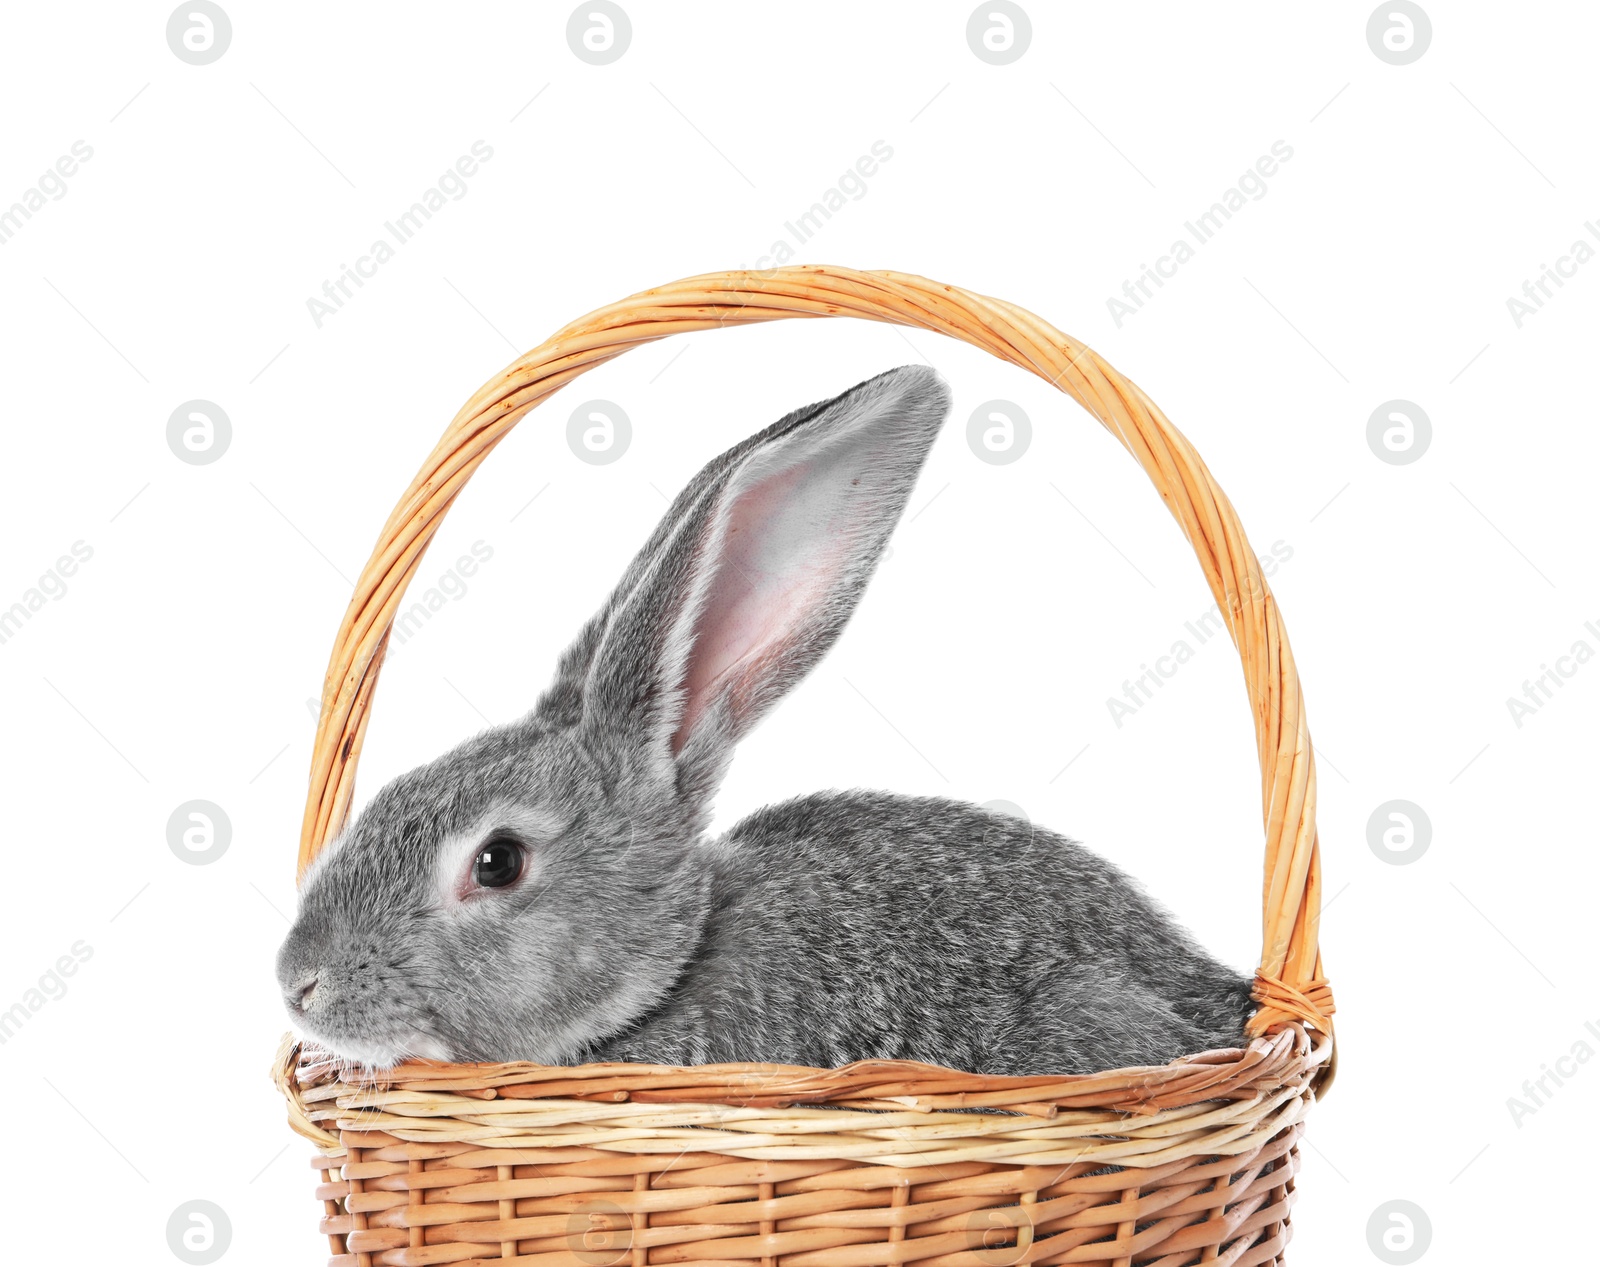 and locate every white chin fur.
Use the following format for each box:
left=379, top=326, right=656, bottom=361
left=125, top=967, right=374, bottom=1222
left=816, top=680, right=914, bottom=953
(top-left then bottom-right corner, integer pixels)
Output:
left=306, top=1029, right=454, bottom=1069
left=406, top=1033, right=455, bottom=1062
